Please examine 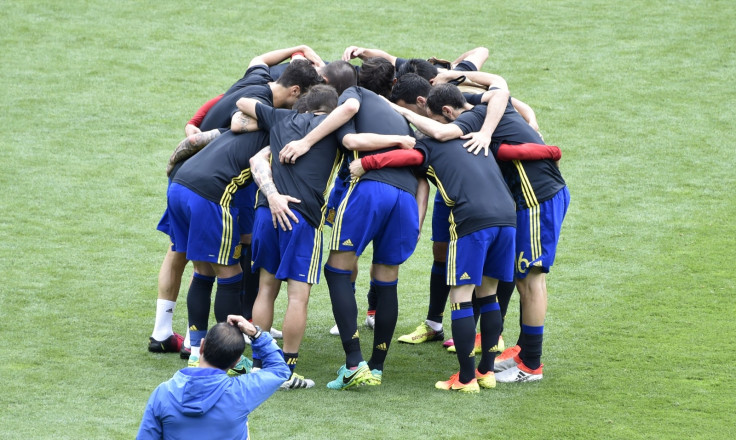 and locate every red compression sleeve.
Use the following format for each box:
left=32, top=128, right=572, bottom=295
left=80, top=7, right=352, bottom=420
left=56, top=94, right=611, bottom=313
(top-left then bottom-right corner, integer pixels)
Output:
left=188, top=94, right=224, bottom=127
left=361, top=149, right=424, bottom=170
left=496, top=143, right=561, bottom=161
